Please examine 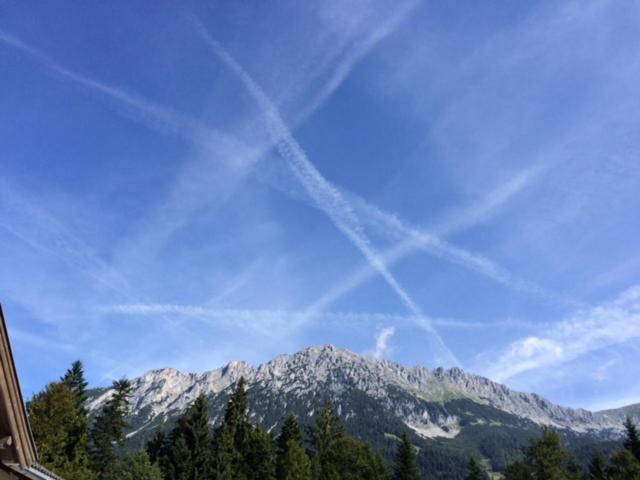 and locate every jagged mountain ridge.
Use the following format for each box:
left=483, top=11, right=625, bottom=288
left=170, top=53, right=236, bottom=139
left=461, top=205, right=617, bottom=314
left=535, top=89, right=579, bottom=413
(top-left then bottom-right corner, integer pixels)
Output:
left=87, top=345, right=628, bottom=438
